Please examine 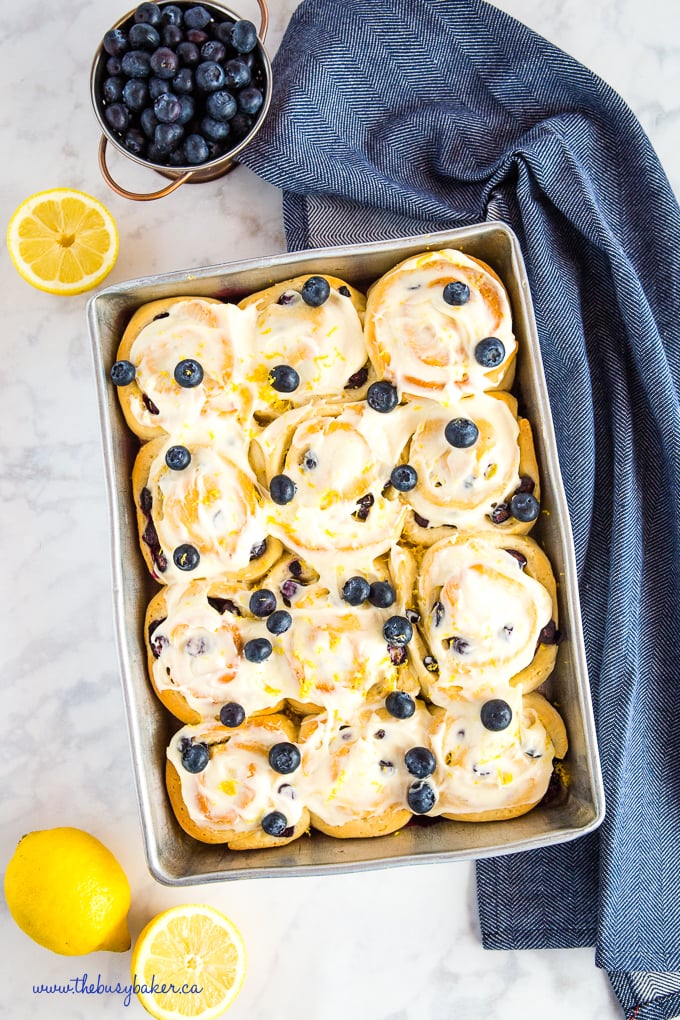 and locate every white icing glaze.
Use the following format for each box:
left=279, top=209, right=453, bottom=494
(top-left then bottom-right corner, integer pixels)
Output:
left=145, top=438, right=267, bottom=583
left=128, top=299, right=258, bottom=435
left=298, top=700, right=433, bottom=826
left=365, top=249, right=516, bottom=401
left=244, top=286, right=367, bottom=406
left=167, top=719, right=305, bottom=834
left=149, top=572, right=413, bottom=720
left=149, top=581, right=299, bottom=717
left=258, top=401, right=422, bottom=570
left=429, top=687, right=555, bottom=815
left=418, top=536, right=553, bottom=698
left=406, top=393, right=521, bottom=529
